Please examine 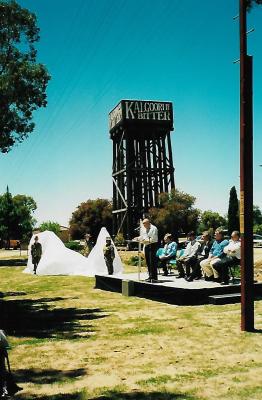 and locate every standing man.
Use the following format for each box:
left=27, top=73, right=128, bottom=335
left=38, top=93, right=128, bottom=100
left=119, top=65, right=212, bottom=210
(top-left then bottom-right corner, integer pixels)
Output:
left=134, top=218, right=158, bottom=283
left=103, top=237, right=115, bottom=275
left=82, top=233, right=94, bottom=257
left=31, top=236, right=42, bottom=275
